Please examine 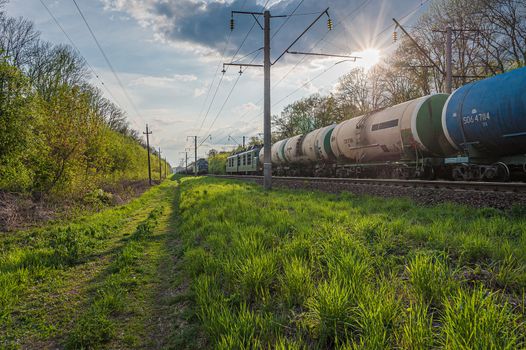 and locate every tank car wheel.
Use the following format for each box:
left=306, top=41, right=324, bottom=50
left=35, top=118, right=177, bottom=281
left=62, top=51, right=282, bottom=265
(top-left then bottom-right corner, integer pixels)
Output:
left=424, top=166, right=436, bottom=180
left=494, top=162, right=510, bottom=182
